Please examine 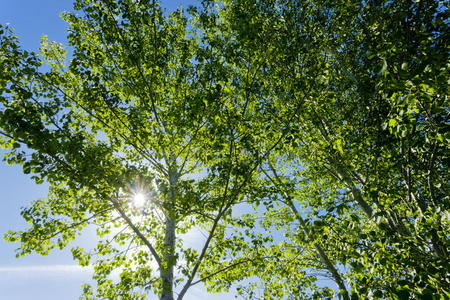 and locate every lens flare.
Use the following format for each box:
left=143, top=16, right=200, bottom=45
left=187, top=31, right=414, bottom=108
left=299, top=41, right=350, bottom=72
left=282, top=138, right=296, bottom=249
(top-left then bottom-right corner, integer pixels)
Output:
left=132, top=192, right=146, bottom=207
